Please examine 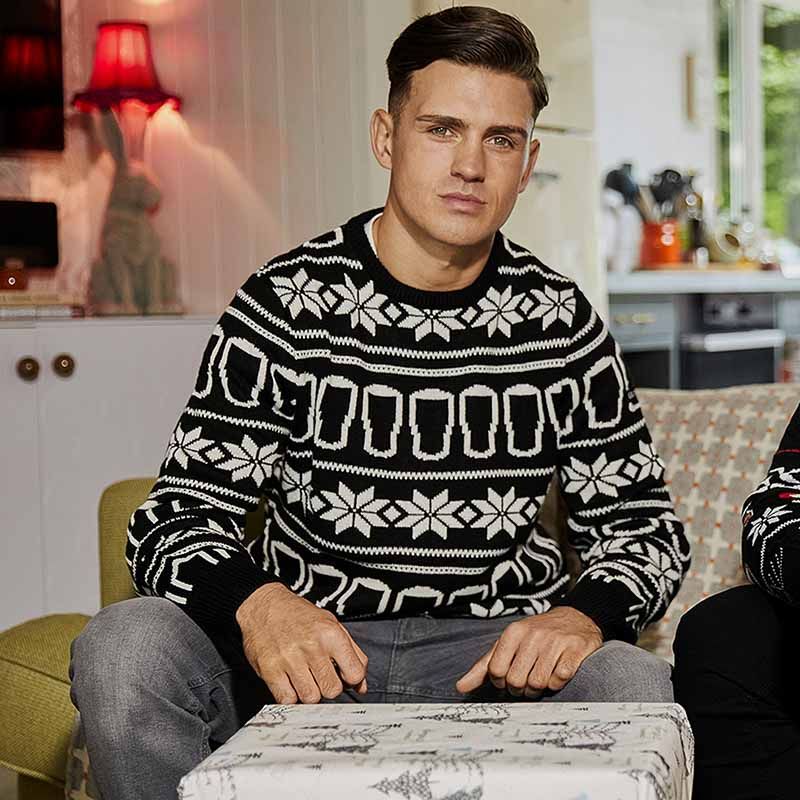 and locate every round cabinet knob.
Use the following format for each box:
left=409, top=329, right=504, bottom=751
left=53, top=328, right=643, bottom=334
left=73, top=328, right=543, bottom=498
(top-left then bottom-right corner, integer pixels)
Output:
left=16, top=356, right=40, bottom=382
left=52, top=353, right=76, bottom=378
